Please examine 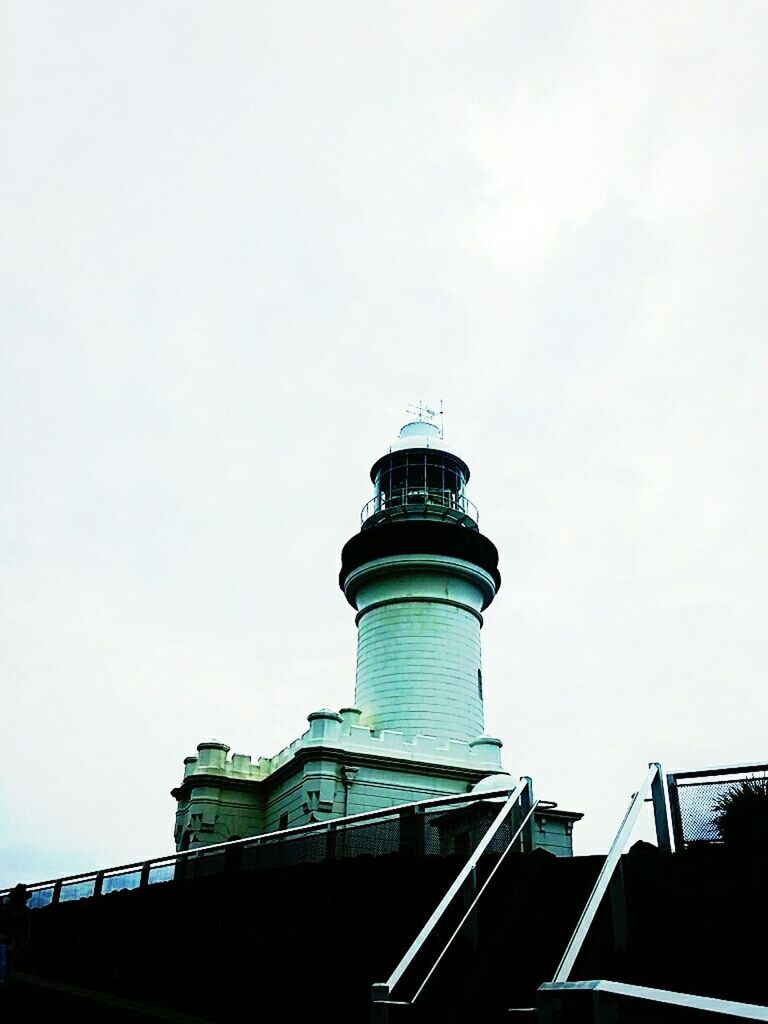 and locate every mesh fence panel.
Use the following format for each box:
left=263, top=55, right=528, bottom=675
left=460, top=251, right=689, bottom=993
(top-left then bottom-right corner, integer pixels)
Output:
left=174, top=798, right=513, bottom=882
left=672, top=777, right=761, bottom=844
left=333, top=815, right=402, bottom=860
